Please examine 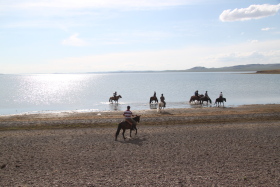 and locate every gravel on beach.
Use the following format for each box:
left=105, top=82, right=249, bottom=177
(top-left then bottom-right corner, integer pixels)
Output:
left=0, top=104, right=280, bottom=186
